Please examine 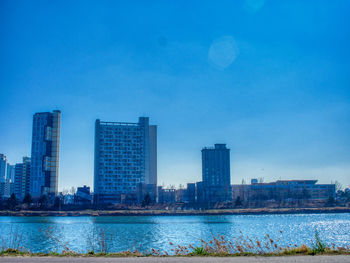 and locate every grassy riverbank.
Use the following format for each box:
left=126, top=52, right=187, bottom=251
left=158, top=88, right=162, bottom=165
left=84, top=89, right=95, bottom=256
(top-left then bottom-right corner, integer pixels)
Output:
left=1, top=229, right=349, bottom=257
left=1, top=244, right=349, bottom=257
left=0, top=207, right=349, bottom=217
